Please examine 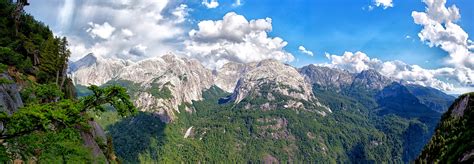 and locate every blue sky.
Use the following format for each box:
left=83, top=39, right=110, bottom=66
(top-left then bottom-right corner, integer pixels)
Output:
left=25, top=0, right=473, bottom=93
left=187, top=0, right=473, bottom=68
